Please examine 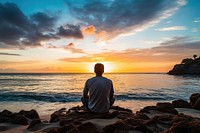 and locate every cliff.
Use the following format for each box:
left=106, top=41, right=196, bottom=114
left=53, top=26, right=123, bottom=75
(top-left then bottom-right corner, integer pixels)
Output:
left=168, top=55, right=200, bottom=75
